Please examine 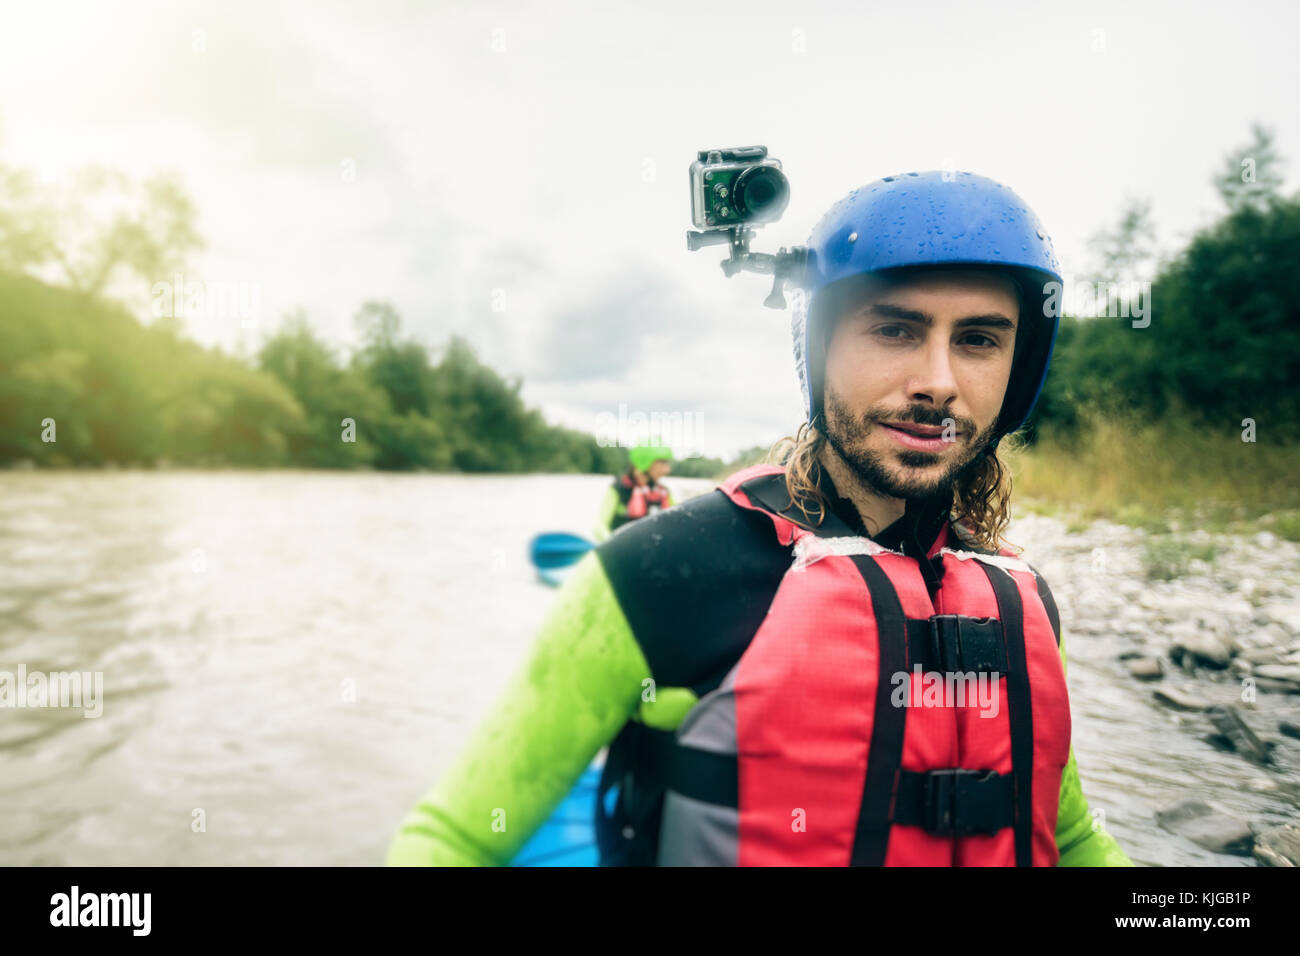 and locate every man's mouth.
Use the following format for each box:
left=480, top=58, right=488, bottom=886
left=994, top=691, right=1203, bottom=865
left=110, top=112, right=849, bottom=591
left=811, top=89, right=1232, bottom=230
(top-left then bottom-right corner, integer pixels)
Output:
left=880, top=421, right=960, bottom=451
left=882, top=422, right=949, bottom=438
